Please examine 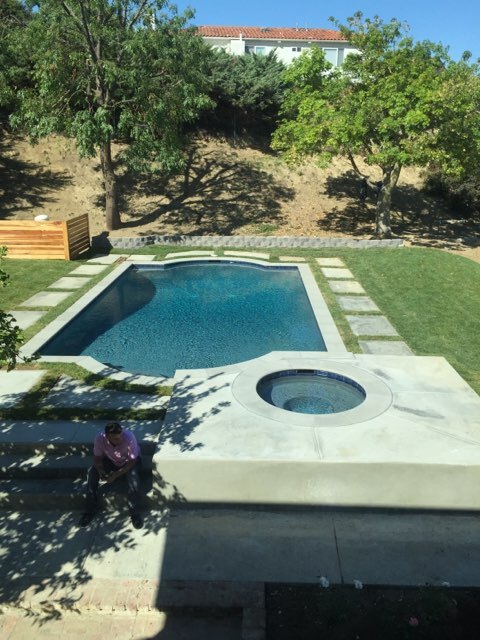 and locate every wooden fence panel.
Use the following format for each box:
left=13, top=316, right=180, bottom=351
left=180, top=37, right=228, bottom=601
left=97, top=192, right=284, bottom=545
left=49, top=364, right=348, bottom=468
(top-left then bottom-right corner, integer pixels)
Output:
left=0, top=215, right=90, bottom=260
